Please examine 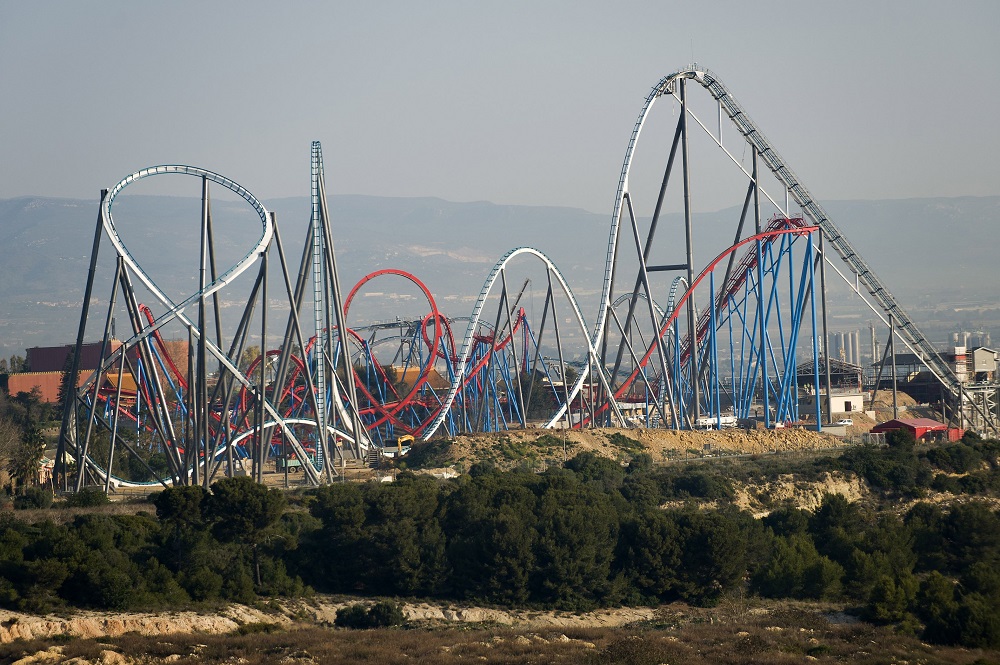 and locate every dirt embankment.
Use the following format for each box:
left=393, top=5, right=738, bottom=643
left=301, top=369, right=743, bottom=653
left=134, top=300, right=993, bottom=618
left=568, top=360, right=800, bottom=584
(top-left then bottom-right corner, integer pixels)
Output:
left=0, top=598, right=656, bottom=647
left=414, top=426, right=844, bottom=473
left=732, top=471, right=867, bottom=518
